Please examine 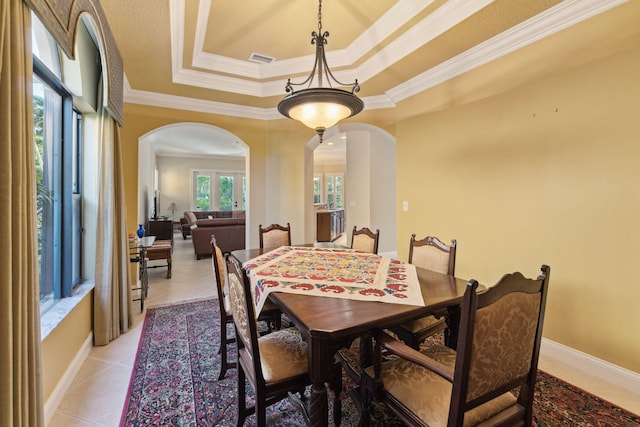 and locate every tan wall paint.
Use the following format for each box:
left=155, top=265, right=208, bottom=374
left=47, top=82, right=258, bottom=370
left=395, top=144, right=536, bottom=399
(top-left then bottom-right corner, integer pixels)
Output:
left=41, top=291, right=93, bottom=400
left=396, top=45, right=640, bottom=372
left=264, top=127, right=309, bottom=245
